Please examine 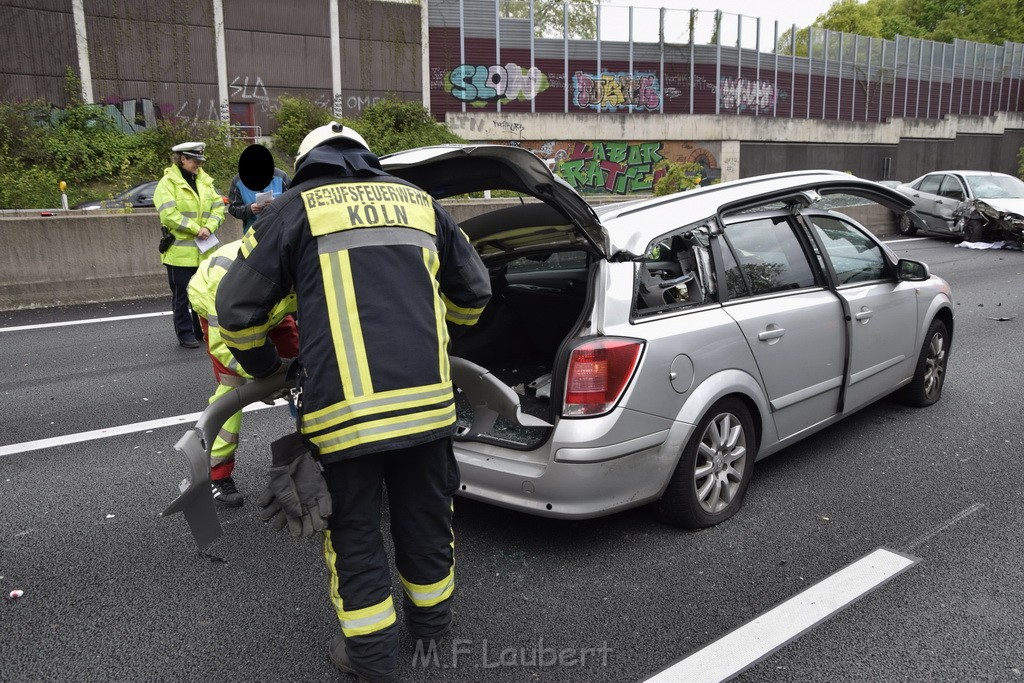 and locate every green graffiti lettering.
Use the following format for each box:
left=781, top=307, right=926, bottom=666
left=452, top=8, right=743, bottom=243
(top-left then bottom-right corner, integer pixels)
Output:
left=606, top=142, right=627, bottom=164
